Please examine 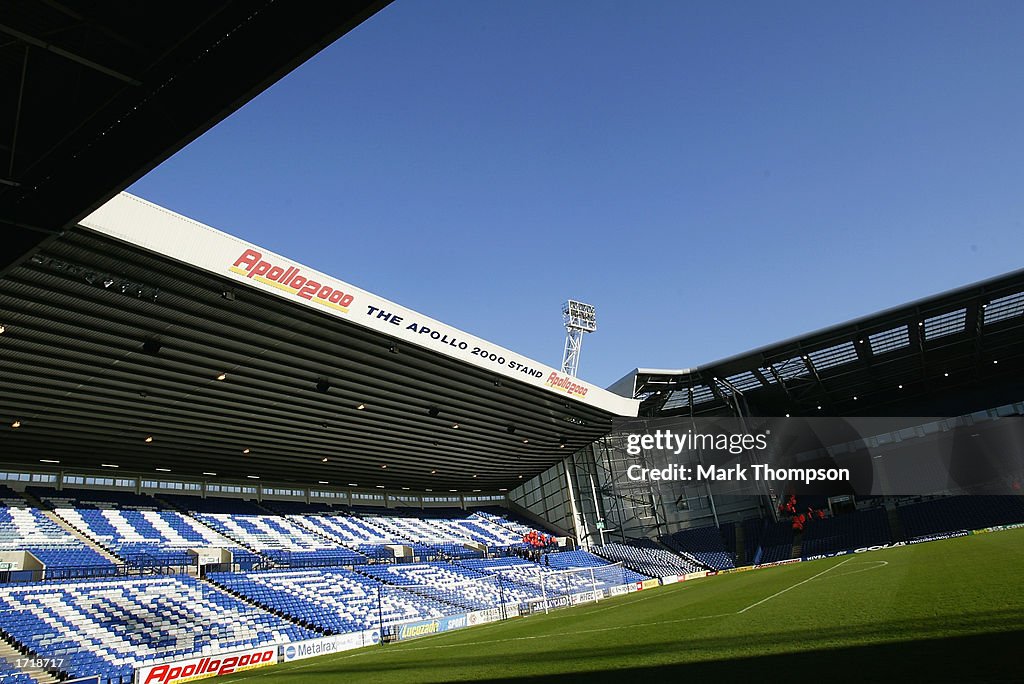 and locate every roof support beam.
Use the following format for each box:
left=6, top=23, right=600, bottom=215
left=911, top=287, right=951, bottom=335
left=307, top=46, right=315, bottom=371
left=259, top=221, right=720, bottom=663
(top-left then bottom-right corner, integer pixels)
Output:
left=0, top=23, right=142, bottom=85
